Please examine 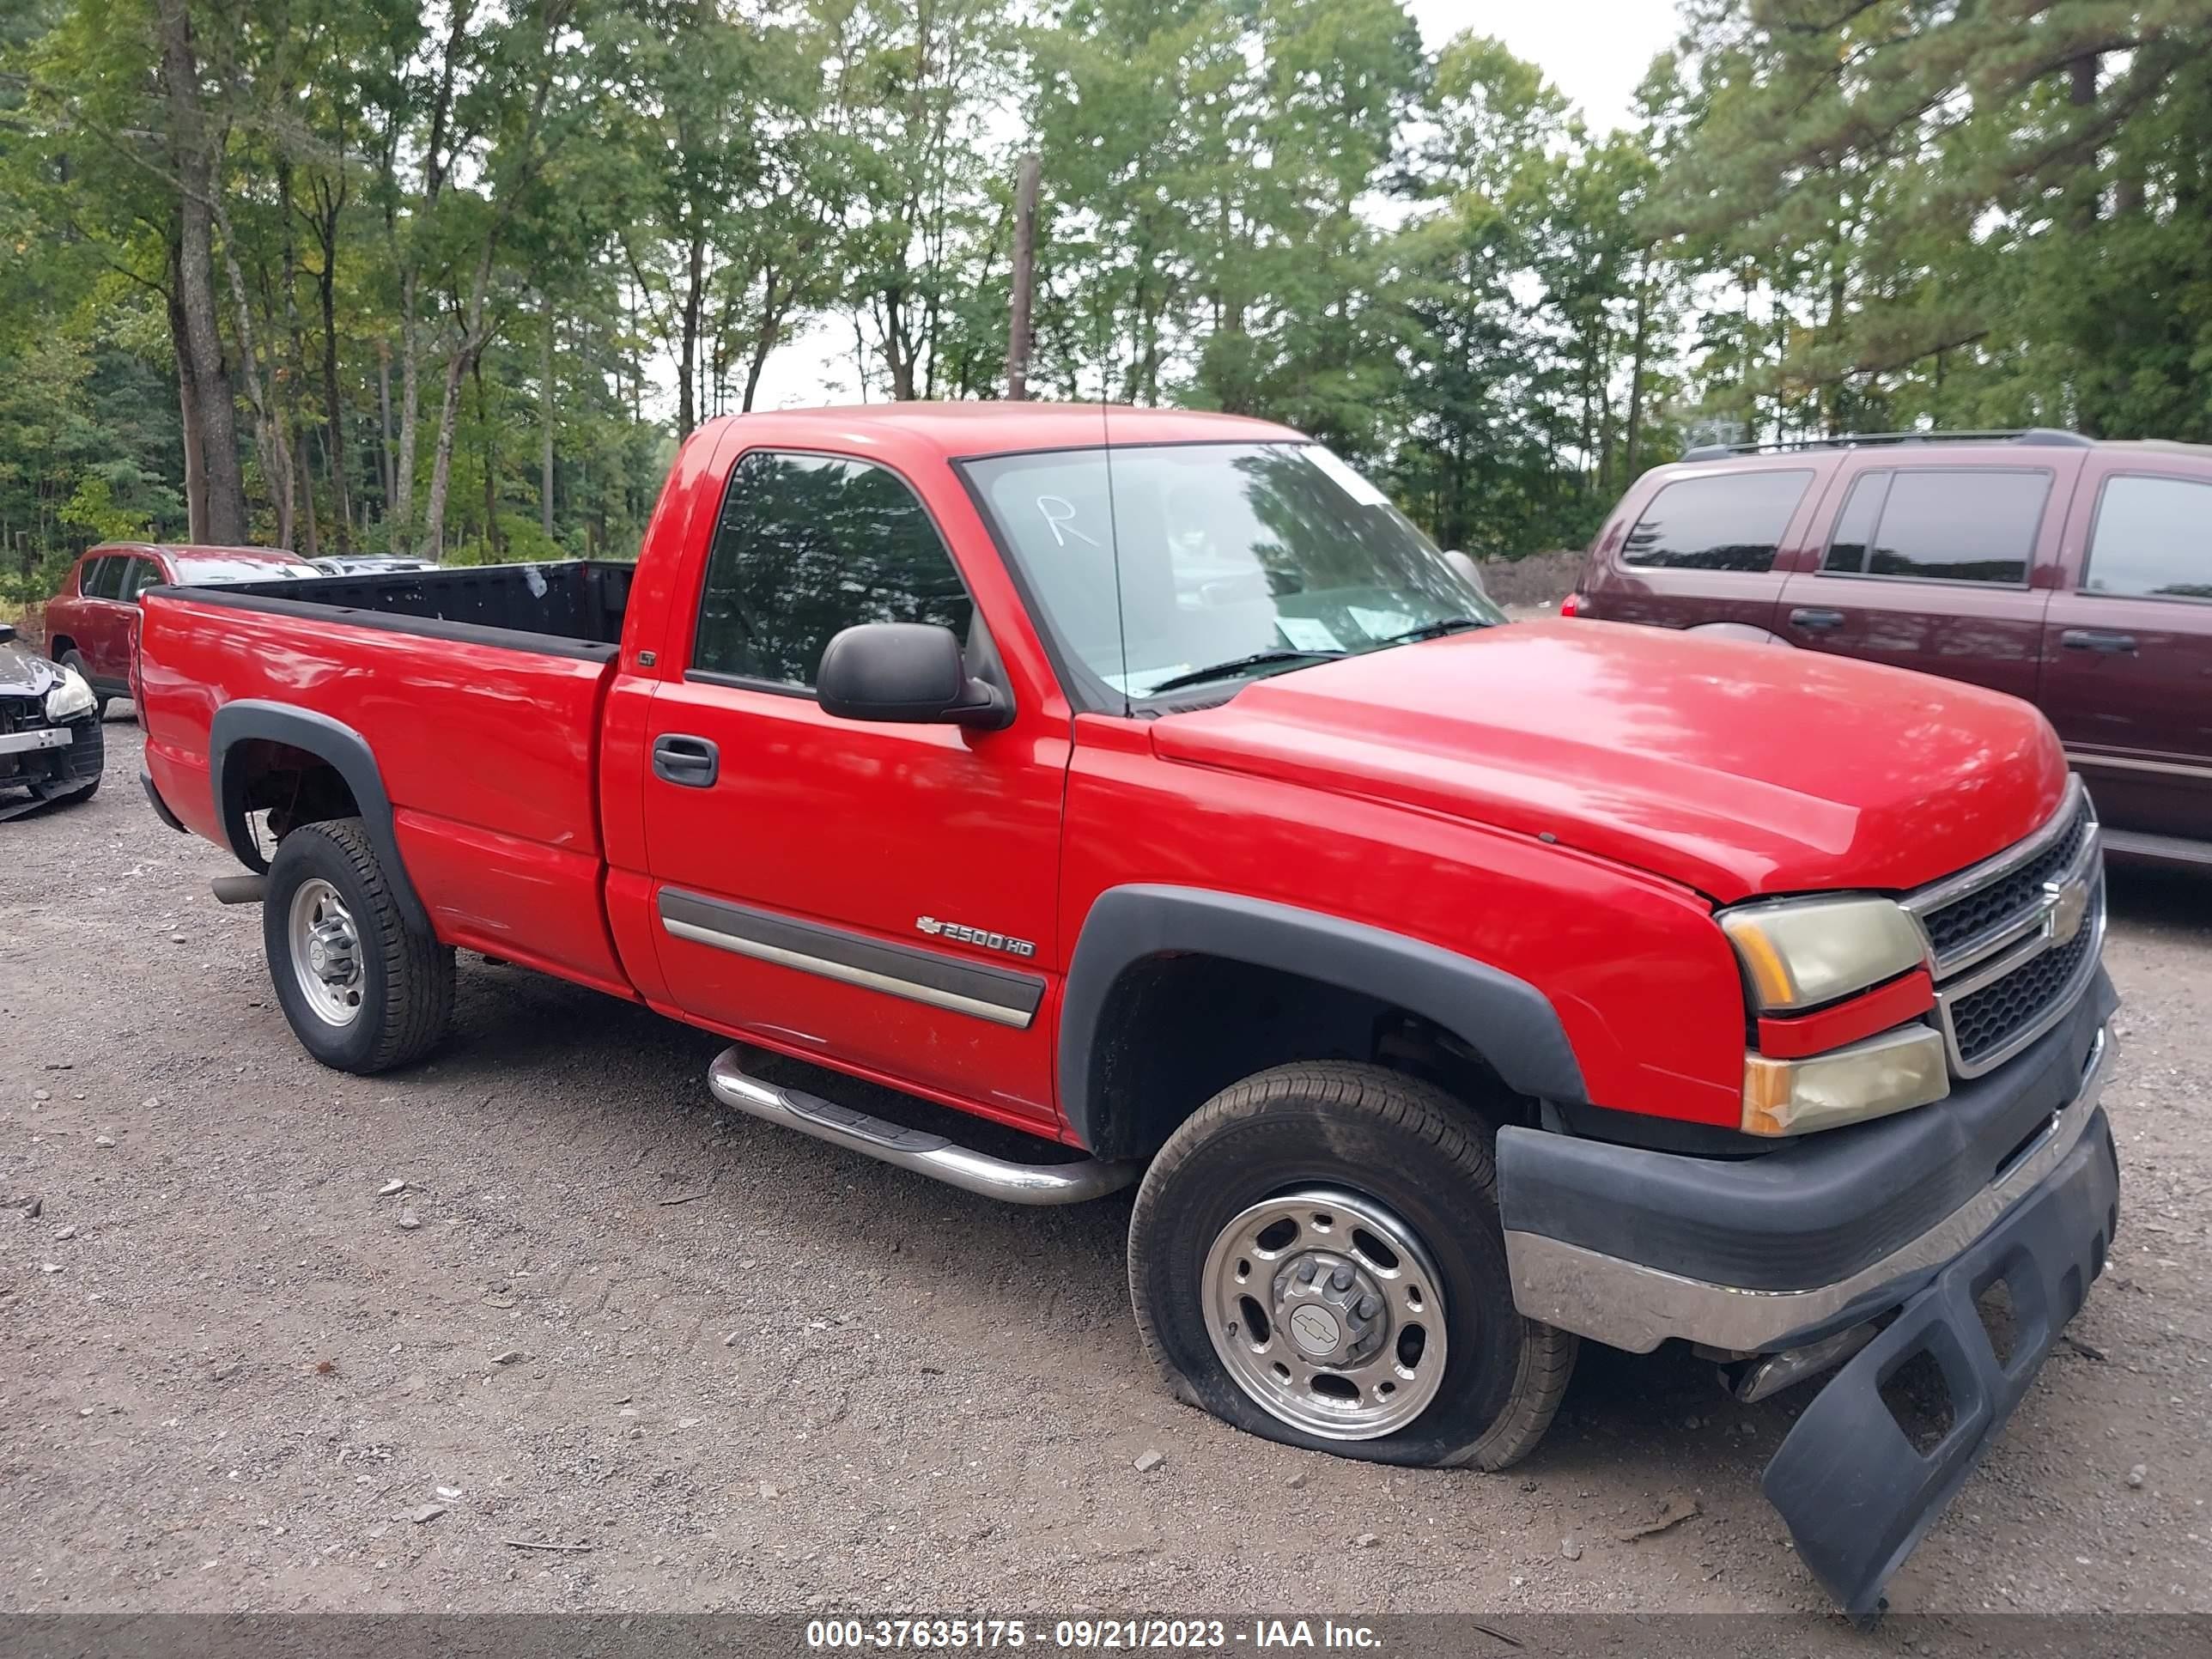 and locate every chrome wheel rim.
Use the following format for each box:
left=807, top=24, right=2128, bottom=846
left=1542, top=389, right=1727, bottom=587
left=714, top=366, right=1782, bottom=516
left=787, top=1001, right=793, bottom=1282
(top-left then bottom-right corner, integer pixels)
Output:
left=1200, top=1187, right=1449, bottom=1440
left=288, top=878, right=364, bottom=1028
